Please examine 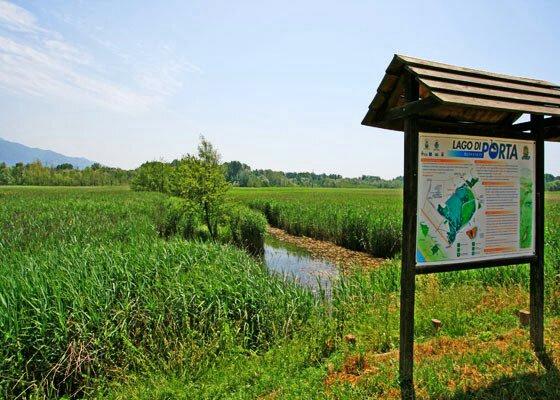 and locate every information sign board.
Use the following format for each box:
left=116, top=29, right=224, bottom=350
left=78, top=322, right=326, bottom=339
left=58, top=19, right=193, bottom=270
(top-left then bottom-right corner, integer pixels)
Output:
left=416, top=133, right=536, bottom=266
